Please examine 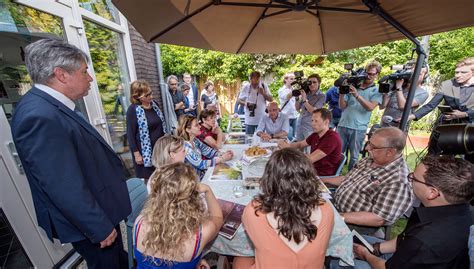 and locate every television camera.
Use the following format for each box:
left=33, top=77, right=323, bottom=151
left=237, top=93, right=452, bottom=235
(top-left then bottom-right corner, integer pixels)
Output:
left=334, top=63, right=368, bottom=94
